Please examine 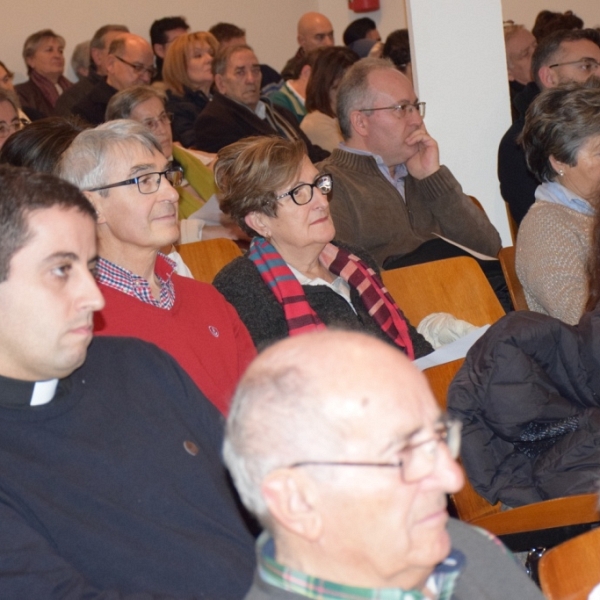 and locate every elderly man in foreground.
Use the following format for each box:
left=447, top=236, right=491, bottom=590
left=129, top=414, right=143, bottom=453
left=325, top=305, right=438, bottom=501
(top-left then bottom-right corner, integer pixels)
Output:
left=224, top=330, right=545, bottom=600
